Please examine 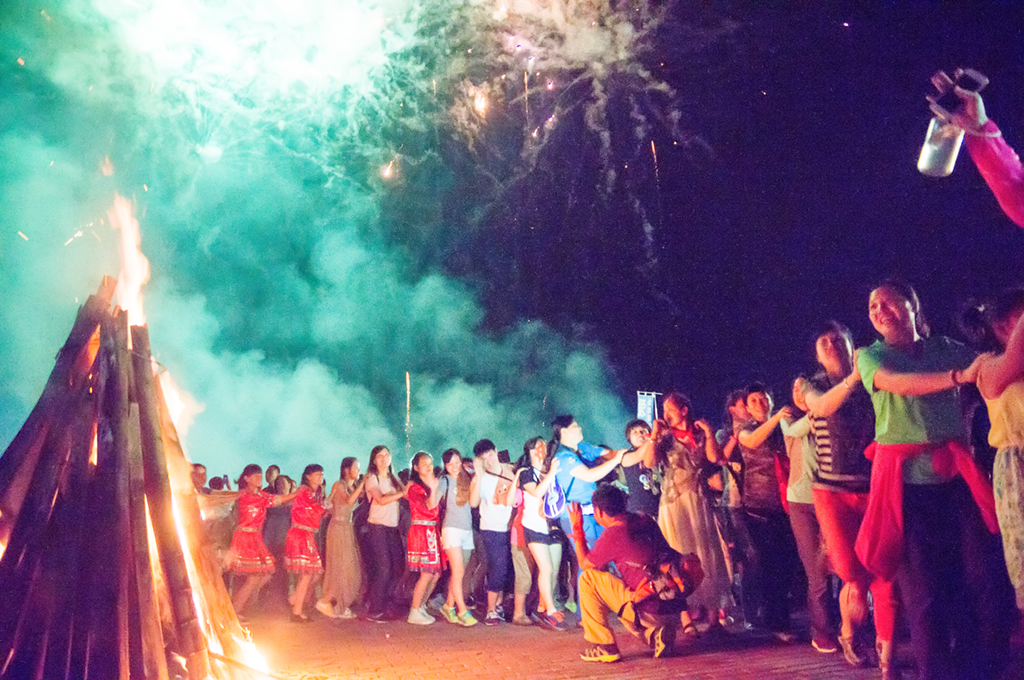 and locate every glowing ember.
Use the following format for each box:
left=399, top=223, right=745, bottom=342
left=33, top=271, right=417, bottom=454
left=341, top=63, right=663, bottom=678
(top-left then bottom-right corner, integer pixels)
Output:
left=109, top=194, right=150, bottom=328
left=89, top=431, right=98, bottom=466
left=100, top=156, right=114, bottom=176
